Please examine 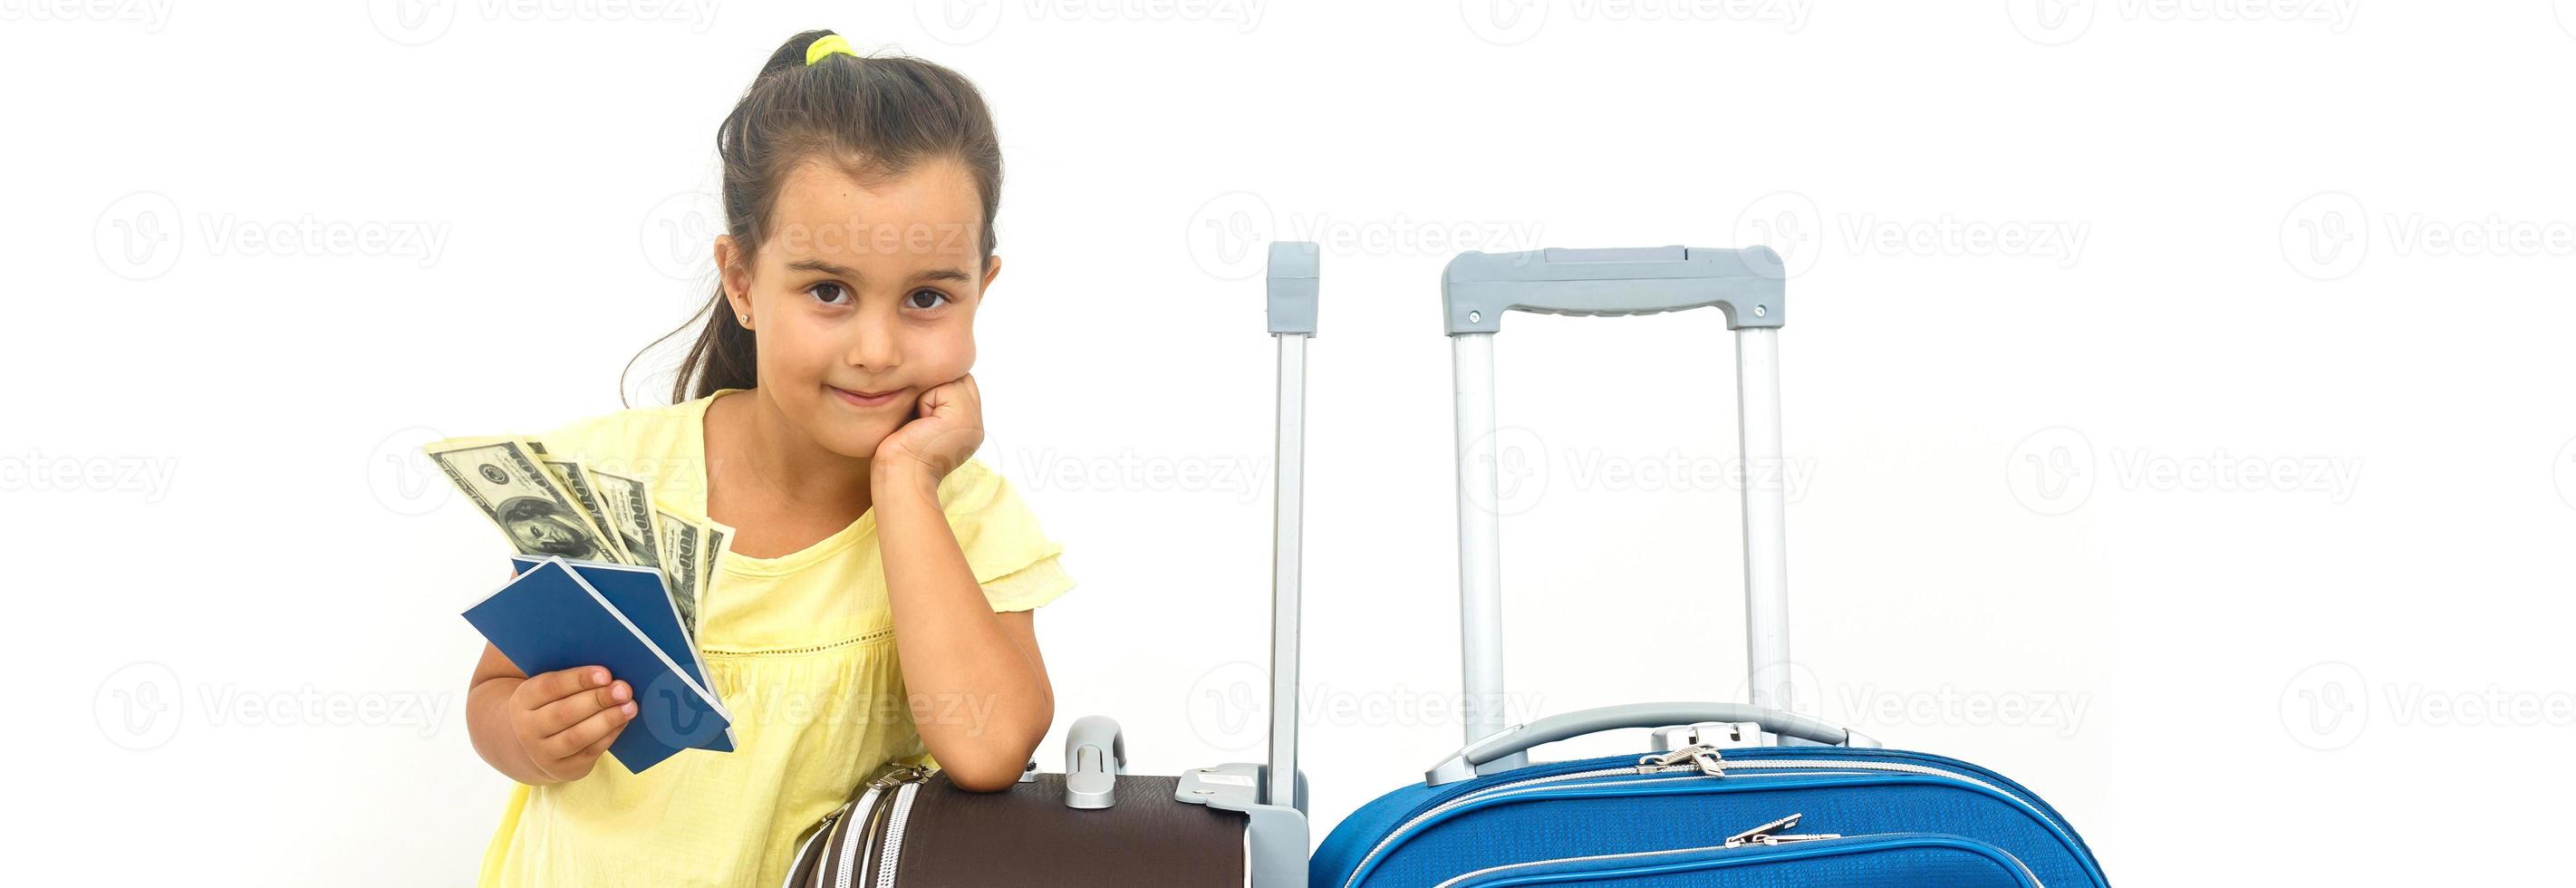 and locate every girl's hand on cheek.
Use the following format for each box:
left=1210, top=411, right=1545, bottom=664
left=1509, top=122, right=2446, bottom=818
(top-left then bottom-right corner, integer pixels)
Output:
left=875, top=372, right=984, bottom=489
